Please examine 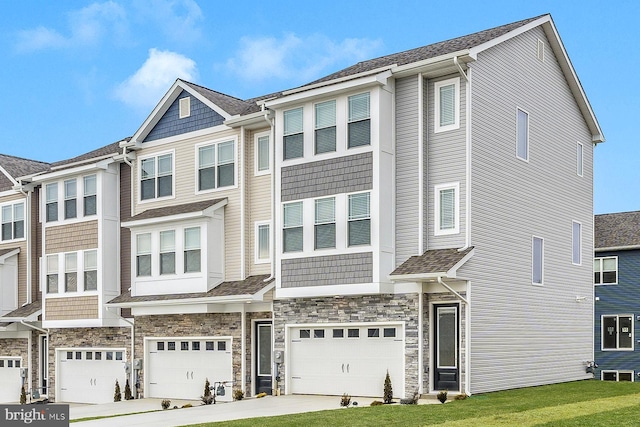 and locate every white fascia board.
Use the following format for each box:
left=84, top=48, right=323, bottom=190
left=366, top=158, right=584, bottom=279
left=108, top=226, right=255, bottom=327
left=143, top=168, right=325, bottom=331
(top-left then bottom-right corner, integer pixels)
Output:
left=0, top=188, right=20, bottom=198
left=225, top=110, right=273, bottom=129
left=0, top=248, right=20, bottom=264
left=107, top=294, right=255, bottom=308
left=1, top=311, right=42, bottom=323
left=446, top=247, right=475, bottom=277
left=0, top=166, right=18, bottom=187
left=469, top=14, right=604, bottom=143
left=596, top=245, right=640, bottom=252
left=391, top=50, right=471, bottom=77
left=32, top=160, right=113, bottom=182
left=389, top=272, right=445, bottom=282
left=265, top=71, right=392, bottom=109
left=122, top=199, right=227, bottom=228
